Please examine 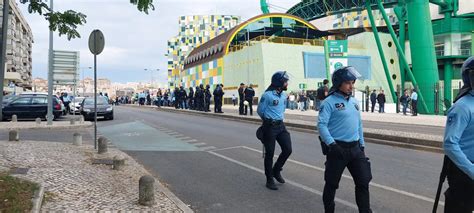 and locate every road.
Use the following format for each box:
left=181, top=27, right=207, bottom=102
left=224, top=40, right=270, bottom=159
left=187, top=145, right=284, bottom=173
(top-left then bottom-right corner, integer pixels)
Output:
left=1, top=106, right=446, bottom=212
